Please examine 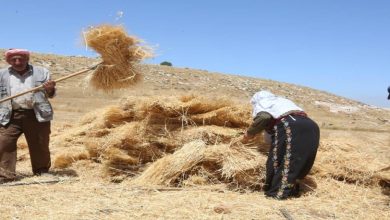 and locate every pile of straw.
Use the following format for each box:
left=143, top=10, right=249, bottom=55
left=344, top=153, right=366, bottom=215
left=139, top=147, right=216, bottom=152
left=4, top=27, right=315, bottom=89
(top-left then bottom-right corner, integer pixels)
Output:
left=51, top=95, right=390, bottom=193
left=312, top=140, right=390, bottom=188
left=84, top=25, right=152, bottom=91
left=52, top=95, right=265, bottom=188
